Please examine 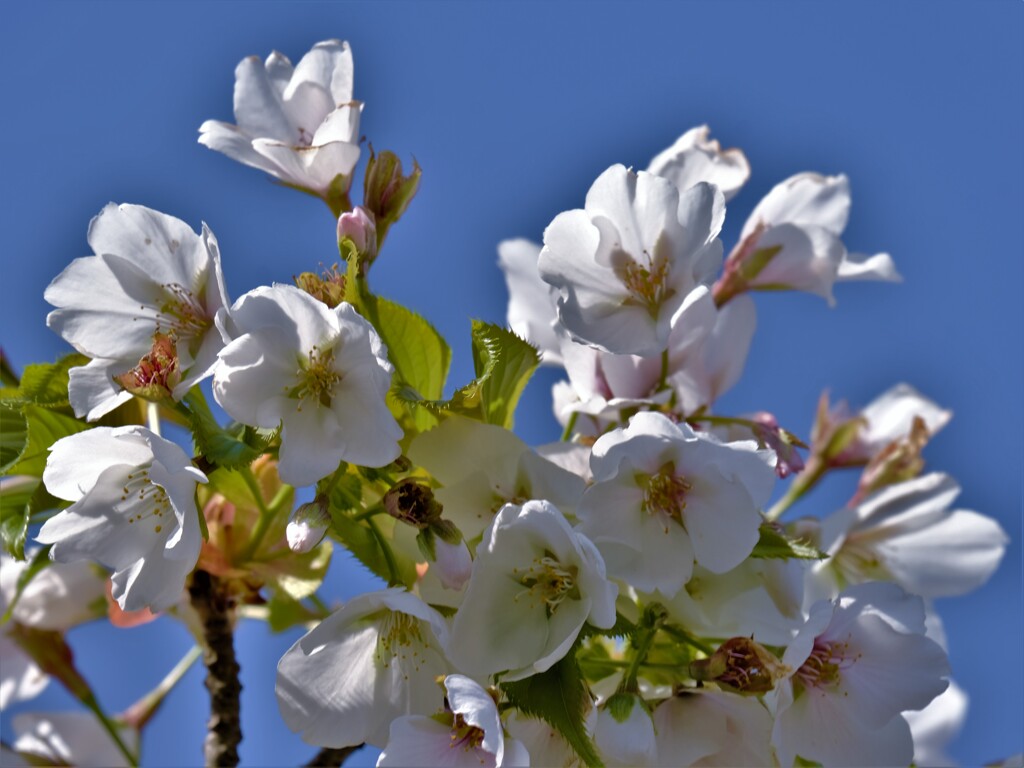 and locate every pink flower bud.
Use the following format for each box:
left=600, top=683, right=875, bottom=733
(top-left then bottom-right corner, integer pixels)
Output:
left=337, top=206, right=378, bottom=266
